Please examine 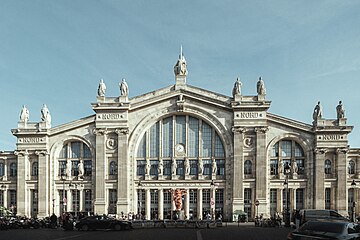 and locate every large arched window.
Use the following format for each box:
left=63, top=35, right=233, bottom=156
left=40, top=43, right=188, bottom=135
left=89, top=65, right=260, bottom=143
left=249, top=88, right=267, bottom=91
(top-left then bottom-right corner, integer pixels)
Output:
left=324, top=159, right=332, bottom=174
left=244, top=160, right=252, bottom=175
left=270, top=139, right=305, bottom=176
left=348, top=160, right=355, bottom=175
left=136, top=115, right=225, bottom=177
left=58, top=141, right=92, bottom=177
